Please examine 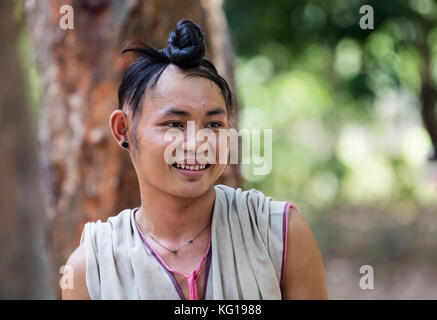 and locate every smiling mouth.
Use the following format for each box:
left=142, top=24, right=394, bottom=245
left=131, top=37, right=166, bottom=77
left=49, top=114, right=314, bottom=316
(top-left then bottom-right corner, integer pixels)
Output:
left=171, top=163, right=211, bottom=171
